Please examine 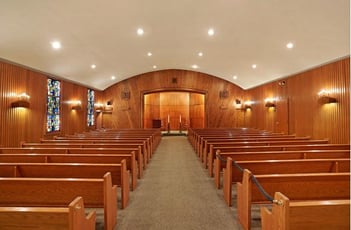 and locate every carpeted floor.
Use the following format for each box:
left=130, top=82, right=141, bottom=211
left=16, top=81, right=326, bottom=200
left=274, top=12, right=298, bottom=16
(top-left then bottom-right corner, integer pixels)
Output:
left=114, top=136, right=248, bottom=230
